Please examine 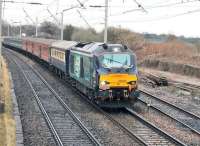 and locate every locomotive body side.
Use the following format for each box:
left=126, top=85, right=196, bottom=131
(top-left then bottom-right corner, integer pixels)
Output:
left=69, top=49, right=95, bottom=92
